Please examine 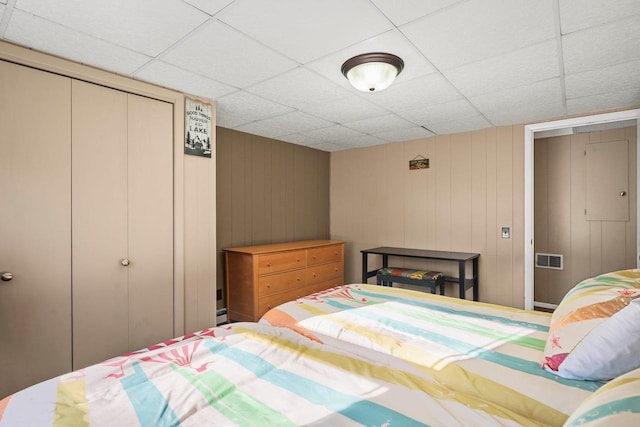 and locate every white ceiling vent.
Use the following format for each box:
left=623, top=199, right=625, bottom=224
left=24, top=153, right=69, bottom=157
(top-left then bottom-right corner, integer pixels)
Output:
left=536, top=253, right=563, bottom=270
